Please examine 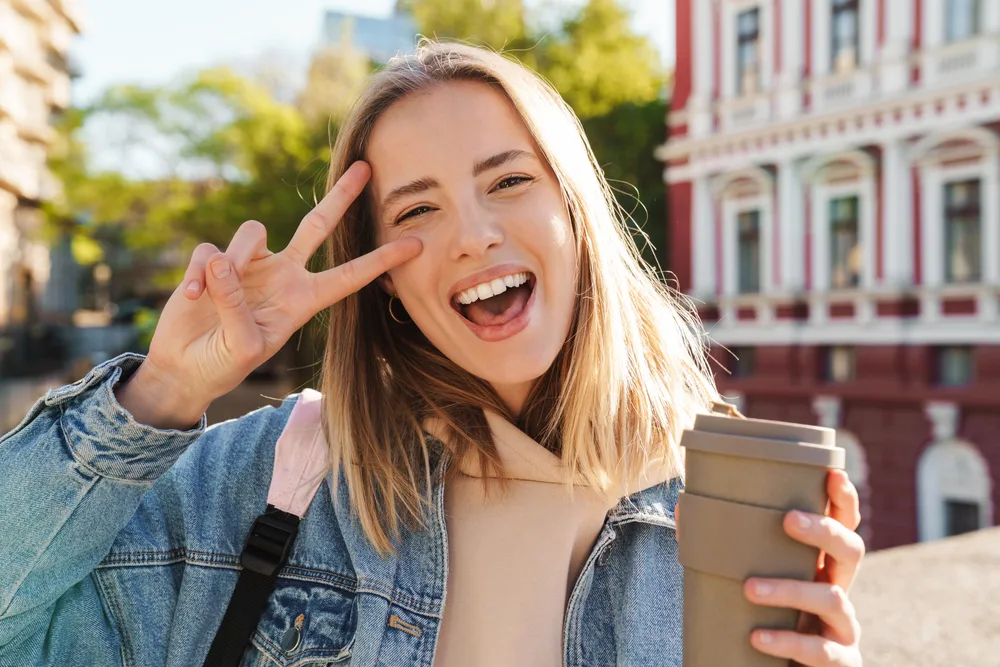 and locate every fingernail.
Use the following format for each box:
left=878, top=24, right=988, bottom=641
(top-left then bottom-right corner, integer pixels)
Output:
left=796, top=512, right=812, bottom=530
left=186, top=280, right=200, bottom=295
left=754, top=581, right=774, bottom=597
left=757, top=631, right=773, bottom=645
left=212, top=260, right=231, bottom=279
